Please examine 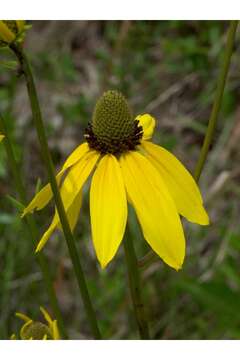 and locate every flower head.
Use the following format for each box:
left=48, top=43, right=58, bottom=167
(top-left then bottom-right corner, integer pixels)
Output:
left=11, top=307, right=60, bottom=340
left=23, top=90, right=209, bottom=270
left=0, top=20, right=26, bottom=47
